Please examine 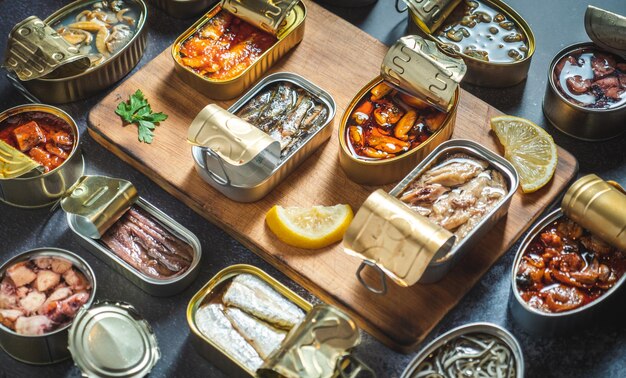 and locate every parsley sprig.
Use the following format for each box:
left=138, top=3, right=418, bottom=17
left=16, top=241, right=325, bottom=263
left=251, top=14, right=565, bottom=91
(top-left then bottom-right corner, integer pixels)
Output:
left=115, top=89, right=168, bottom=144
